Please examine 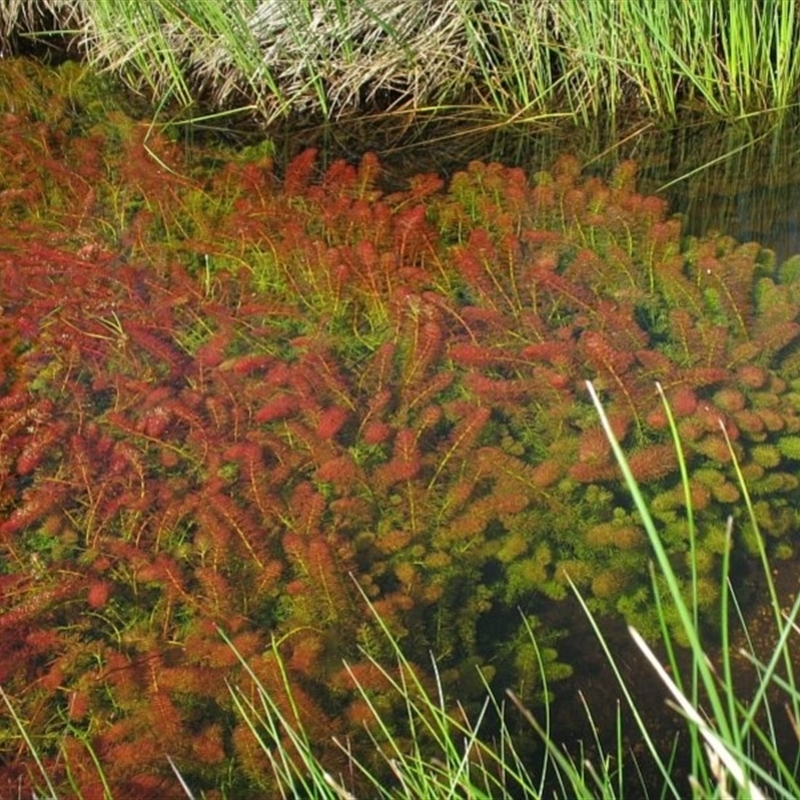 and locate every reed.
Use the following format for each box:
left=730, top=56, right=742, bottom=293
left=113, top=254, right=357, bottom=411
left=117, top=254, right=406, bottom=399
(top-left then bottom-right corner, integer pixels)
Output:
left=3, top=1, right=800, bottom=124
